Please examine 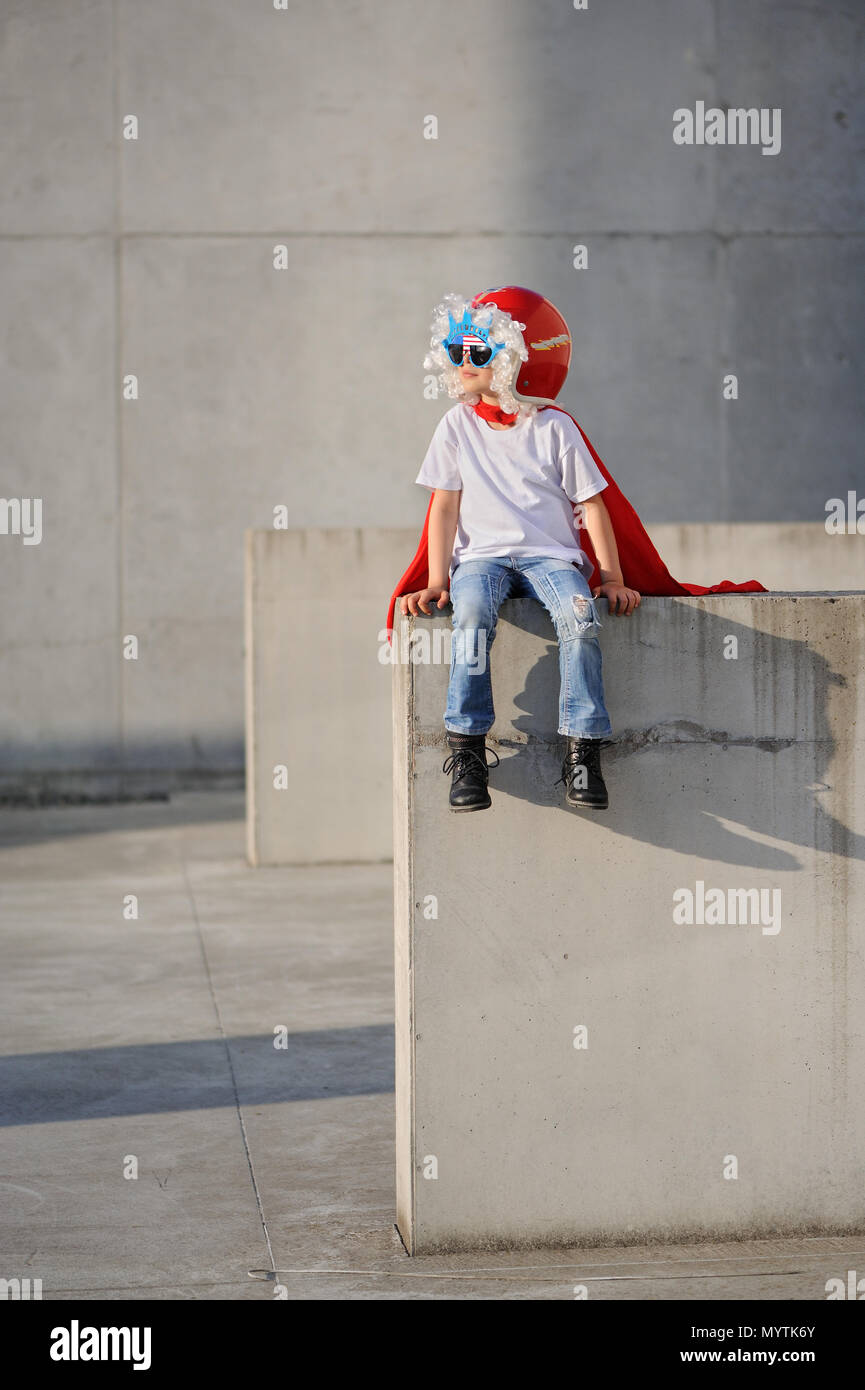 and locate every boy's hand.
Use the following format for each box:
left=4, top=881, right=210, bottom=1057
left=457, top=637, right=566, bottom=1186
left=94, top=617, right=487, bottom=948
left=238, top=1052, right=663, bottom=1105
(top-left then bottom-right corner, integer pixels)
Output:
left=400, top=586, right=450, bottom=616
left=592, top=581, right=641, bottom=616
